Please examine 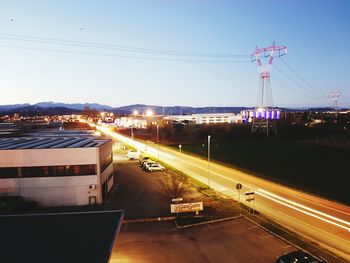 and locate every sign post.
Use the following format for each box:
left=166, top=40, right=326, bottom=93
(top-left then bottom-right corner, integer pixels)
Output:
left=245, top=191, right=255, bottom=214
left=171, top=201, right=203, bottom=216
left=236, top=183, right=242, bottom=203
